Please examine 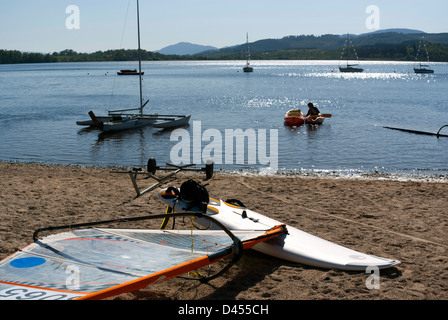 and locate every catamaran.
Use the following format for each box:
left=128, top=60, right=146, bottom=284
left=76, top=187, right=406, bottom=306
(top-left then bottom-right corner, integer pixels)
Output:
left=338, top=33, right=363, bottom=73
left=77, top=0, right=190, bottom=132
